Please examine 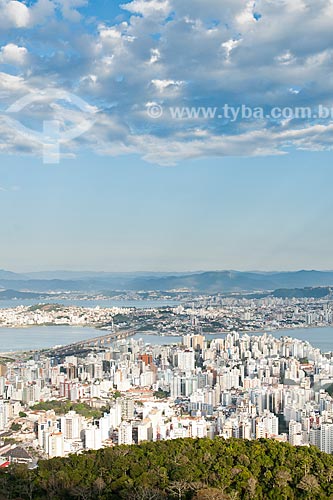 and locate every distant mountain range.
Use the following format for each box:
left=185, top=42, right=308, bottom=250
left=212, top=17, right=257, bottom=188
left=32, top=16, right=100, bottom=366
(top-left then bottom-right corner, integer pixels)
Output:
left=130, top=270, right=333, bottom=293
left=2, top=269, right=333, bottom=294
